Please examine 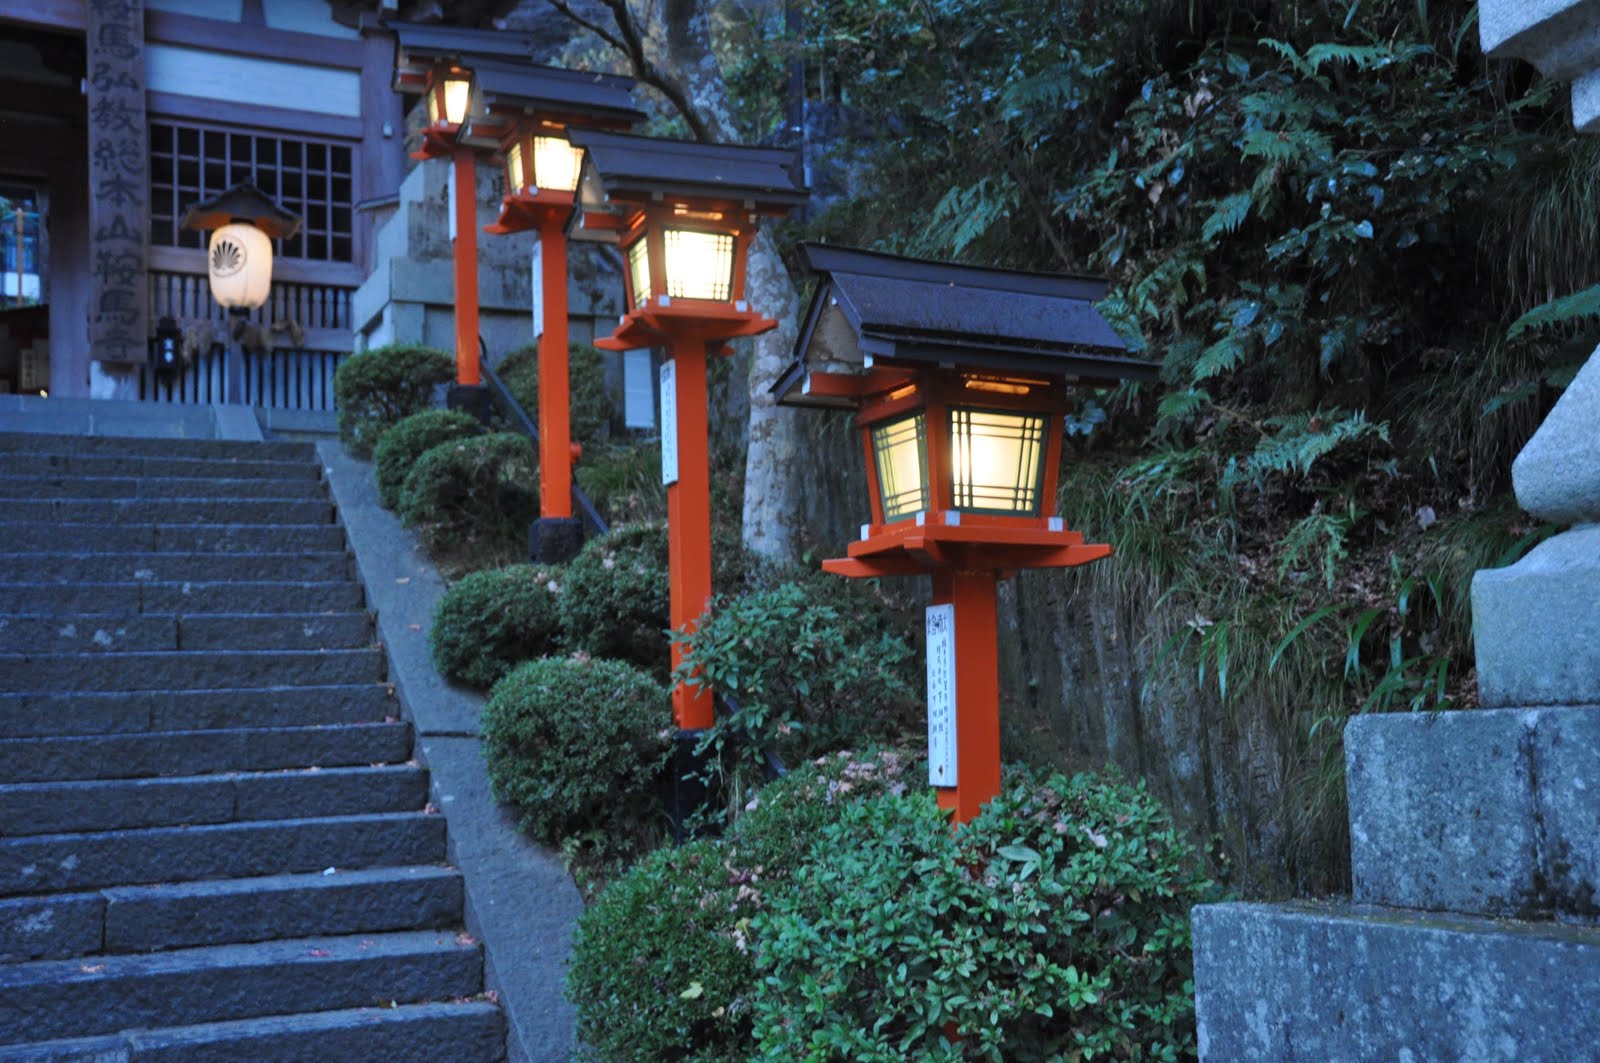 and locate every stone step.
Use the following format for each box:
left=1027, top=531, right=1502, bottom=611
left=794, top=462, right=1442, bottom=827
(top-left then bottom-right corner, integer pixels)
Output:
left=0, top=612, right=374, bottom=655
left=0, top=1001, right=505, bottom=1063
left=0, top=475, right=329, bottom=501
left=0, top=812, right=446, bottom=896
left=0, top=764, right=427, bottom=836
left=1, top=498, right=335, bottom=525
left=0, top=721, right=412, bottom=783
left=0, top=432, right=313, bottom=463
left=0, top=580, right=364, bottom=615
left=0, top=452, right=322, bottom=482
left=0, top=685, right=395, bottom=739
left=1194, top=901, right=1600, bottom=1062
left=0, top=931, right=481, bottom=1046
left=1, top=649, right=386, bottom=693
left=0, top=551, right=353, bottom=583
left=0, top=866, right=463, bottom=962
left=0, top=521, right=347, bottom=554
